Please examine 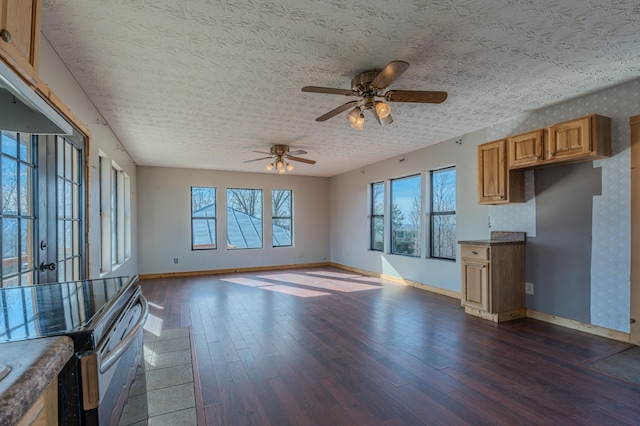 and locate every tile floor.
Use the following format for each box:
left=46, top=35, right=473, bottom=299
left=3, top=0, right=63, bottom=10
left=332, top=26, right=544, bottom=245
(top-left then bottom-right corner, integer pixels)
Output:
left=118, top=327, right=198, bottom=425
